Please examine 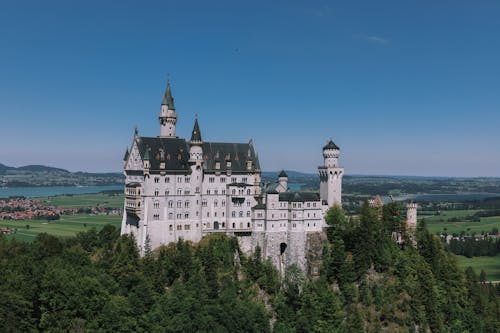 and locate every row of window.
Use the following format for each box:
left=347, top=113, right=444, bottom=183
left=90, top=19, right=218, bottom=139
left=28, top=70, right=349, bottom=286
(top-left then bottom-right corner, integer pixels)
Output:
left=154, top=176, right=250, bottom=185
